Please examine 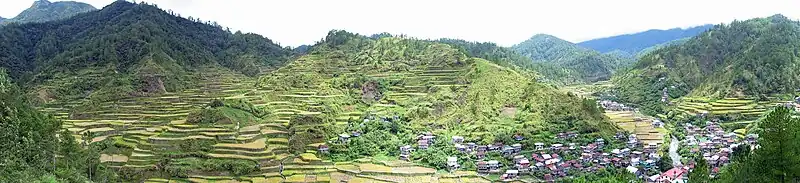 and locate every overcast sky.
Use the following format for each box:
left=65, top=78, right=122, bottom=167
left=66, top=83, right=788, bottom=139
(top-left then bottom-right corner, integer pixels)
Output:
left=2, top=0, right=799, bottom=47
